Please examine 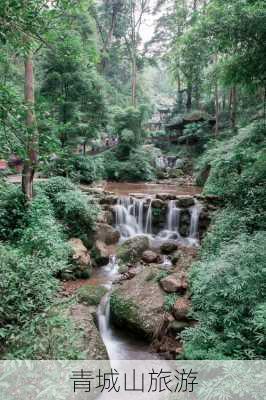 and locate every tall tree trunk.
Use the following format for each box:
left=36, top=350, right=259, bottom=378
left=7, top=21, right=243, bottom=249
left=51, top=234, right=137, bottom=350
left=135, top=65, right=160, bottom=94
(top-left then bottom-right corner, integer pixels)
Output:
left=230, top=86, right=237, bottom=133
left=214, top=54, right=219, bottom=135
left=186, top=82, right=192, bottom=112
left=22, top=52, right=38, bottom=201
left=131, top=54, right=137, bottom=107
left=177, top=74, right=183, bottom=112
left=214, top=80, right=219, bottom=136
